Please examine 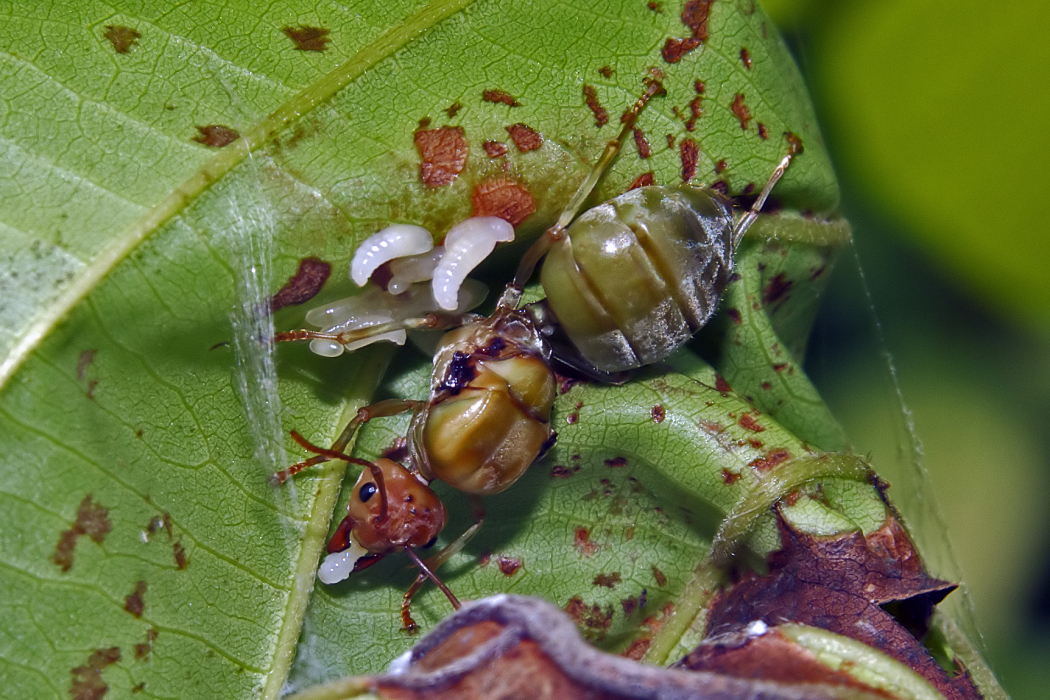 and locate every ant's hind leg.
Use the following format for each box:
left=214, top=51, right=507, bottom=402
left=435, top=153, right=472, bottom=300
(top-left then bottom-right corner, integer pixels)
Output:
left=273, top=398, right=422, bottom=484
left=399, top=496, right=486, bottom=632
